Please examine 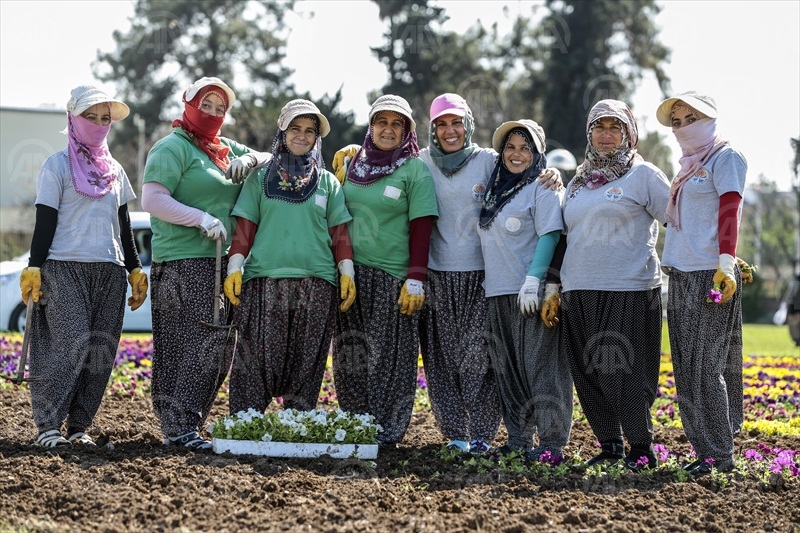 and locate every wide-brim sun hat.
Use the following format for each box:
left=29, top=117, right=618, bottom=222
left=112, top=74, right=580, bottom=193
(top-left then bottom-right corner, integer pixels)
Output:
left=369, top=94, right=416, bottom=131
left=656, top=91, right=718, bottom=127
left=491, top=119, right=546, bottom=153
left=67, top=85, right=129, bottom=121
left=277, top=99, right=331, bottom=137
left=429, top=93, right=470, bottom=122
left=184, top=77, right=236, bottom=108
